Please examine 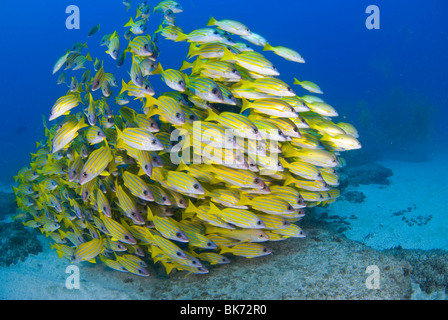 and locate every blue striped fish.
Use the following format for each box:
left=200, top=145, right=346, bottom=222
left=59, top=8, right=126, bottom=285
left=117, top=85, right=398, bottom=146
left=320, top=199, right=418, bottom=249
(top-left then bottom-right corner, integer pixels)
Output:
left=147, top=207, right=189, bottom=242
left=85, top=126, right=106, bottom=145
left=221, top=48, right=279, bottom=76
left=237, top=193, right=295, bottom=215
left=51, top=117, right=88, bottom=153
left=72, top=237, right=104, bottom=263
left=238, top=78, right=296, bottom=97
left=78, top=144, right=113, bottom=185
left=190, top=251, right=230, bottom=265
left=68, top=153, right=84, bottom=182
left=153, top=168, right=205, bottom=195
left=128, top=35, right=153, bottom=56
left=205, top=109, right=261, bottom=140
left=115, top=254, right=149, bottom=276
left=122, top=171, right=154, bottom=201
left=241, top=98, right=297, bottom=118
left=96, top=189, right=111, bottom=217
left=49, top=94, right=82, bottom=121
left=115, top=183, right=145, bottom=225
left=202, top=164, right=267, bottom=189
left=207, top=202, right=265, bottom=229
left=101, top=213, right=137, bottom=244
left=147, top=183, right=172, bottom=206
left=116, top=127, right=164, bottom=151
left=144, top=95, right=185, bottom=126
left=154, top=65, right=187, bottom=92
left=175, top=28, right=223, bottom=43
left=187, top=42, right=228, bottom=59
left=186, top=77, right=223, bottom=103
left=206, top=189, right=248, bottom=209
left=106, top=31, right=119, bottom=60
left=280, top=158, right=322, bottom=181
left=120, top=79, right=155, bottom=98
left=91, top=65, right=105, bottom=91
left=177, top=221, right=216, bottom=249
left=205, top=225, right=269, bottom=242
left=130, top=55, right=144, bottom=87
left=220, top=243, right=272, bottom=258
